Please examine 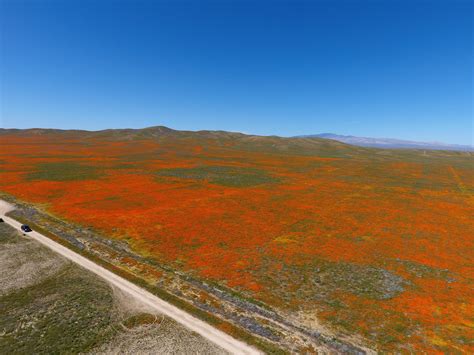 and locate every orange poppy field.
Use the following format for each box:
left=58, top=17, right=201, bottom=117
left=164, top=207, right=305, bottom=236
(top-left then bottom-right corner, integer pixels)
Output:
left=0, top=127, right=473, bottom=352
